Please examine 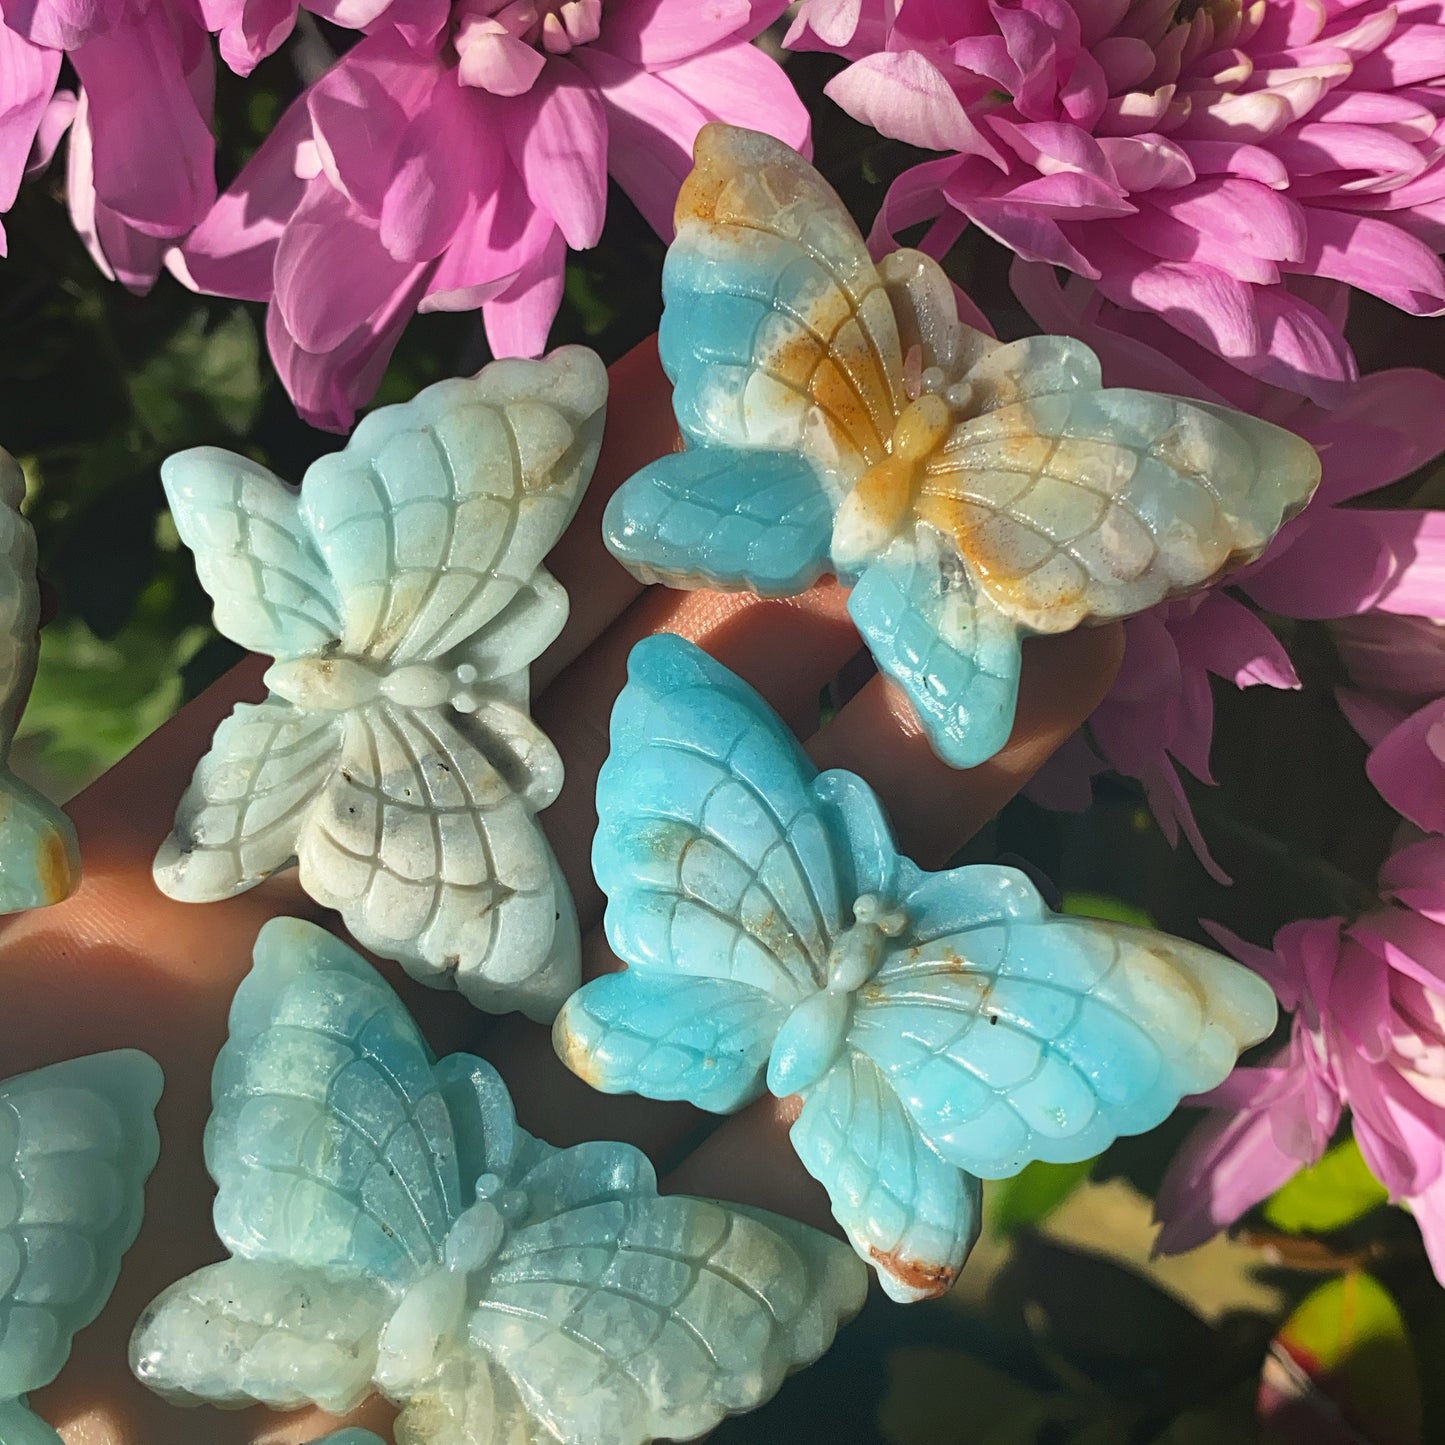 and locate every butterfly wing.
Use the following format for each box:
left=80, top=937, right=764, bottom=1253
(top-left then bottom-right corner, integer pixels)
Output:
left=602, top=123, right=908, bottom=598
left=789, top=1047, right=982, bottom=1305
left=131, top=917, right=465, bottom=1411
left=299, top=347, right=606, bottom=668
left=602, top=448, right=833, bottom=597
left=296, top=701, right=575, bottom=1020
left=0, top=1052, right=161, bottom=1405
left=161, top=446, right=342, bottom=658
left=554, top=634, right=850, bottom=1111
left=847, top=529, right=1024, bottom=769
left=920, top=347, right=1321, bottom=637
left=0, top=450, right=78, bottom=911
left=153, top=698, right=342, bottom=902
left=852, top=865, right=1278, bottom=1180
left=0, top=1400, right=61, bottom=1444
left=429, top=1139, right=864, bottom=1445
